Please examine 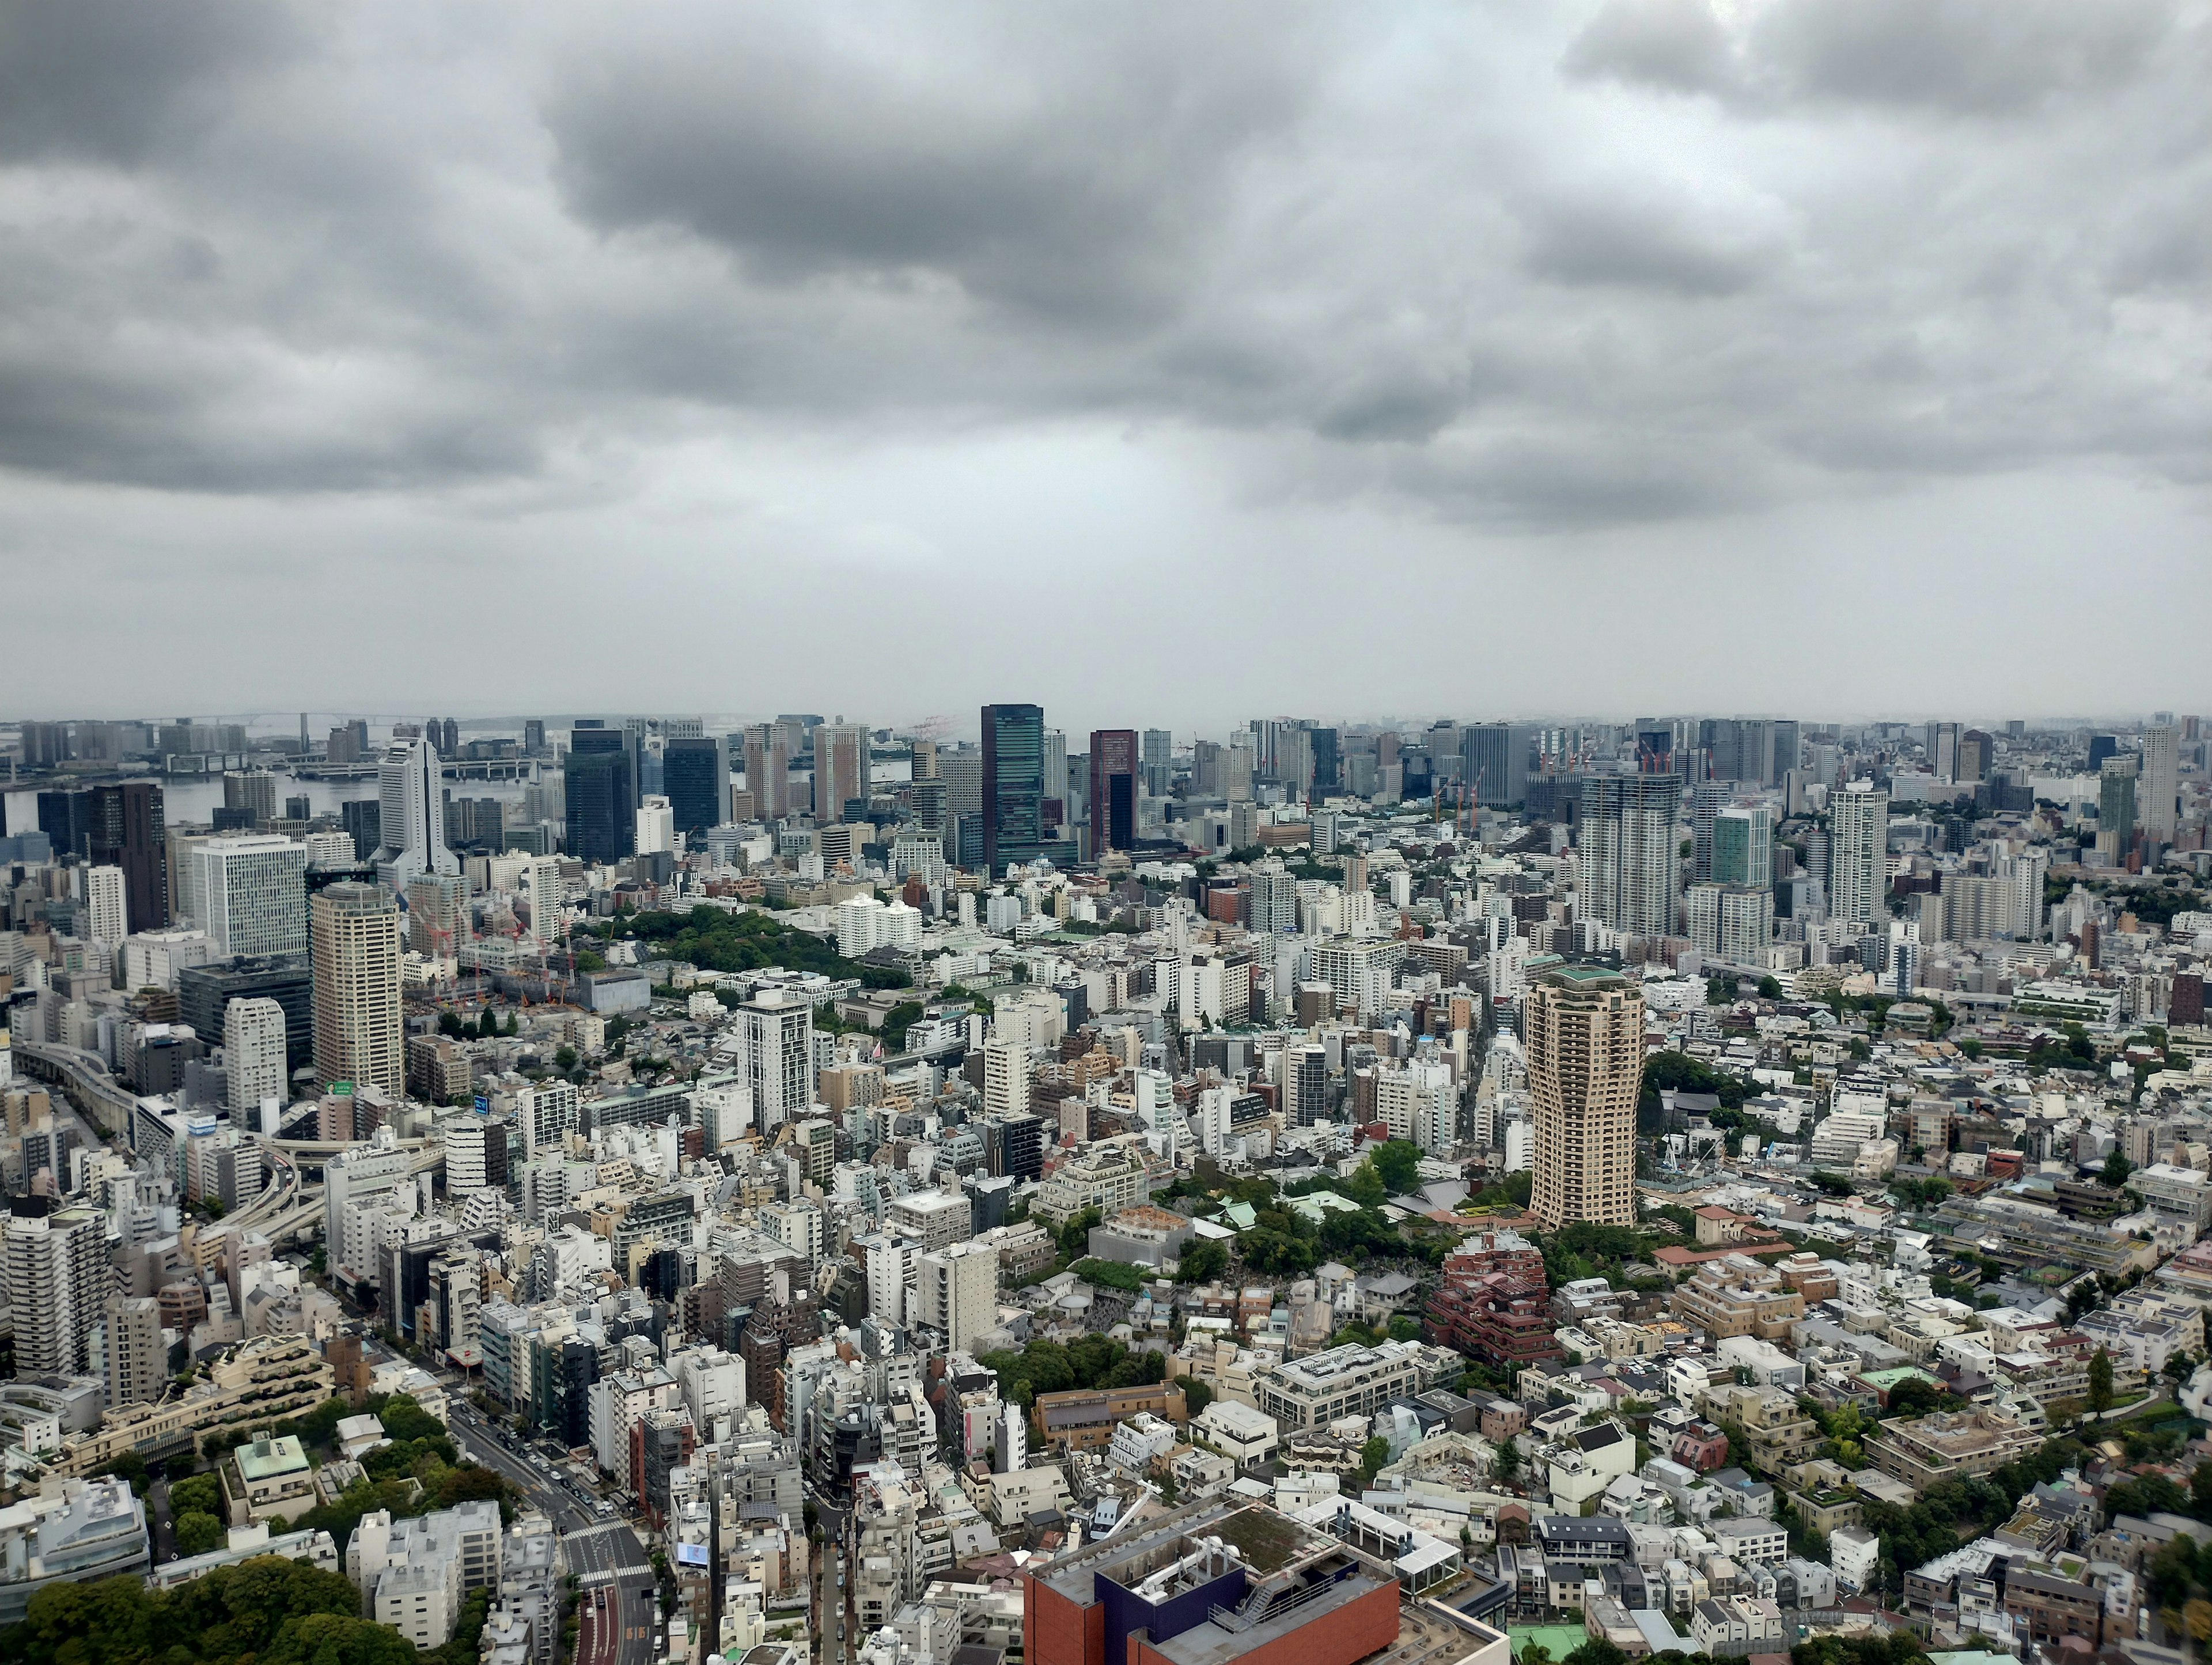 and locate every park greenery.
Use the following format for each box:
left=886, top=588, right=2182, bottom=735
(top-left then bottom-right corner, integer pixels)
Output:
left=979, top=1335, right=1166, bottom=1408
left=0, top=1553, right=490, bottom=1665
left=599, top=907, right=912, bottom=989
